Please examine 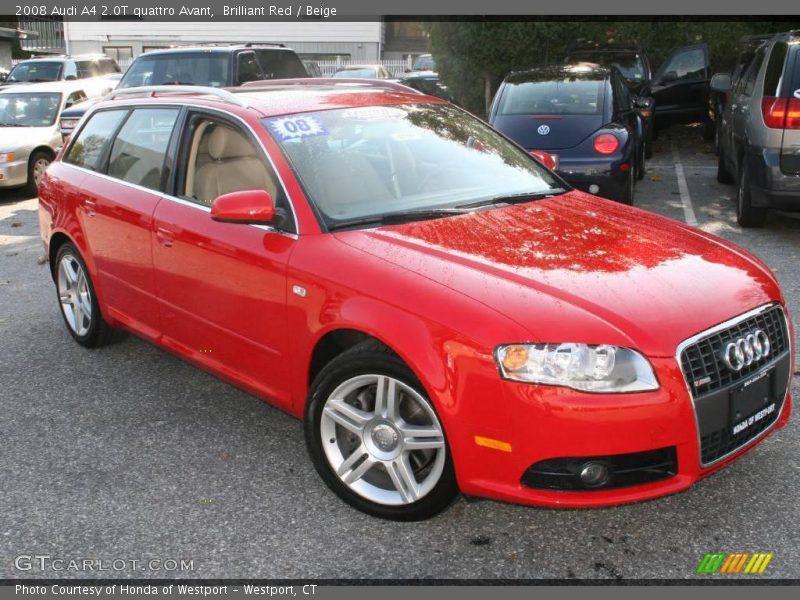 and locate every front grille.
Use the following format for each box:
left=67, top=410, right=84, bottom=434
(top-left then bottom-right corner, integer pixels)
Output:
left=680, top=305, right=788, bottom=397
left=678, top=304, right=791, bottom=466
